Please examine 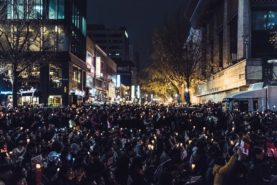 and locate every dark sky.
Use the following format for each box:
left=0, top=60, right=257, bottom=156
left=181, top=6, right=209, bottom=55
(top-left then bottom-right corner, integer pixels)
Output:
left=87, top=0, right=187, bottom=70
